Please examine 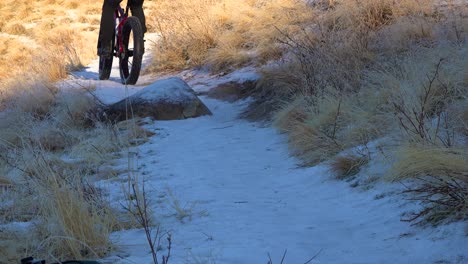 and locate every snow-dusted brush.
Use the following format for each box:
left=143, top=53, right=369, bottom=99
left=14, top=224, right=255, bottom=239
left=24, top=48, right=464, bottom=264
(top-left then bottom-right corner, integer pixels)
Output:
left=0, top=84, right=151, bottom=262
left=122, top=165, right=172, bottom=264
left=249, top=0, right=468, bottom=225
left=389, top=145, right=467, bottom=225
left=375, top=45, right=468, bottom=225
